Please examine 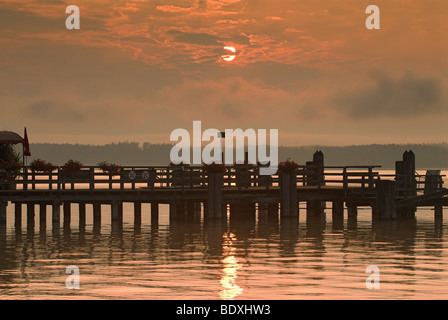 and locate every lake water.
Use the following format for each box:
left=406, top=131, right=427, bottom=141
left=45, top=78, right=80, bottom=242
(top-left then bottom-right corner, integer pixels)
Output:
left=0, top=171, right=447, bottom=300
